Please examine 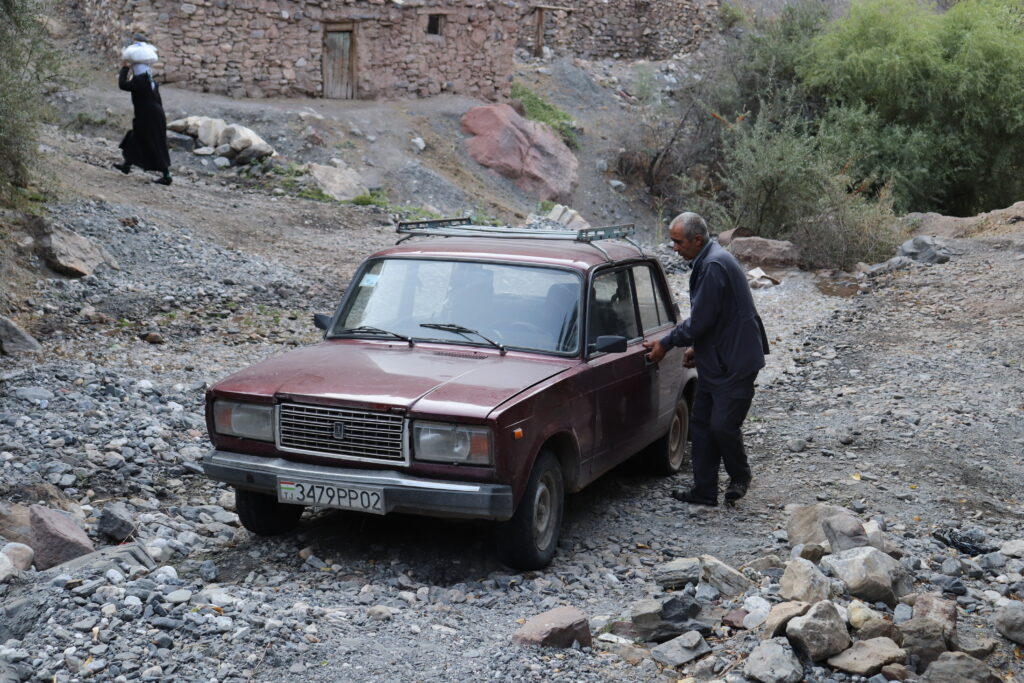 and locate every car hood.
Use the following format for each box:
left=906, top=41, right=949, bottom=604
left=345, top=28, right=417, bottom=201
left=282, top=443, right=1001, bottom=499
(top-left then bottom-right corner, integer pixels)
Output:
left=211, top=341, right=576, bottom=419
